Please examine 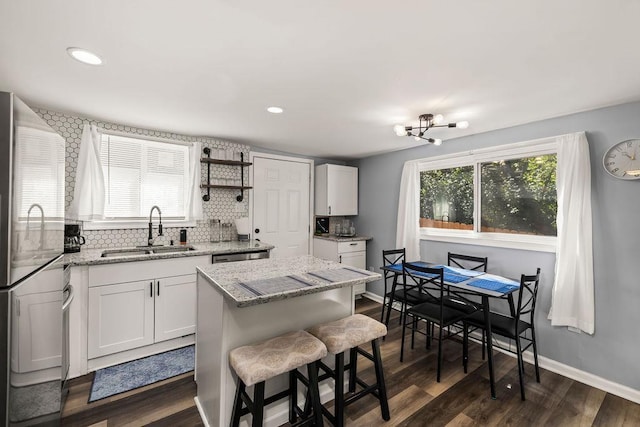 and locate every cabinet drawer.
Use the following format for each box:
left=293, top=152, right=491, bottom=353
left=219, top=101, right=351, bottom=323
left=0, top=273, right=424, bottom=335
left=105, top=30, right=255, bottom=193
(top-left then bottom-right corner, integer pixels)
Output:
left=337, top=241, right=366, bottom=253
